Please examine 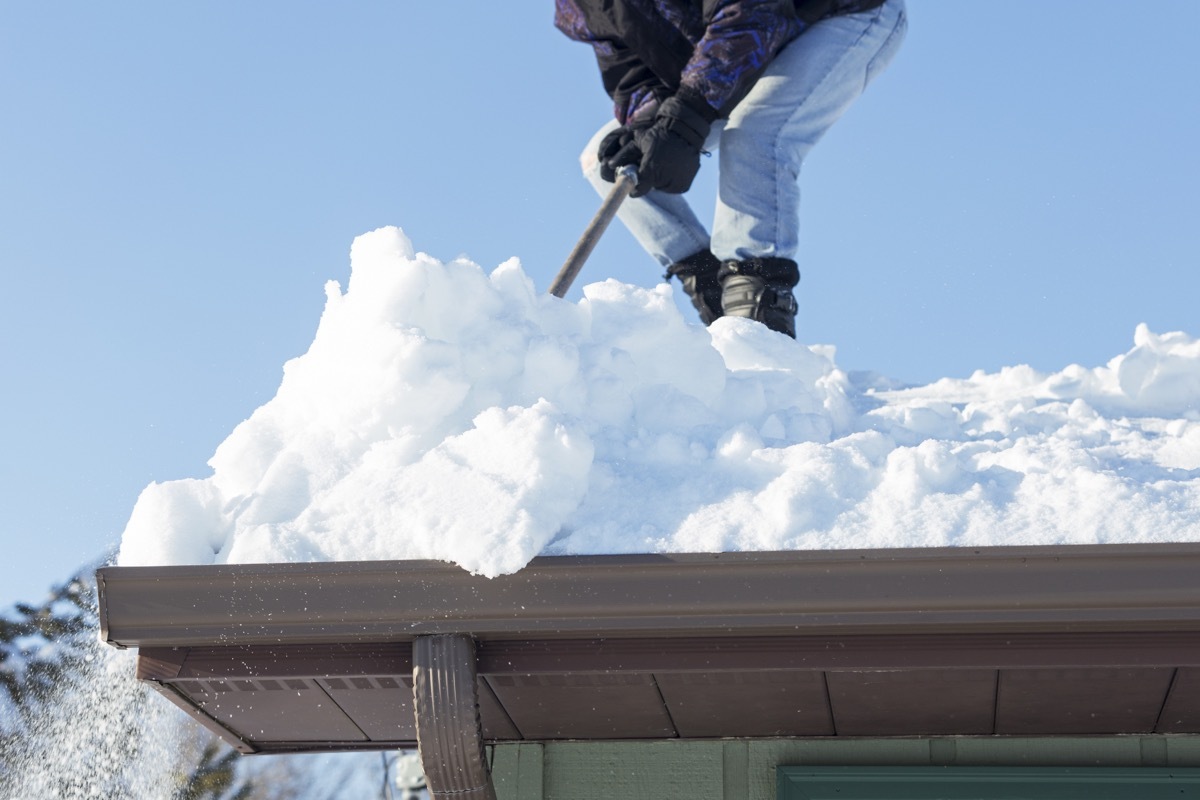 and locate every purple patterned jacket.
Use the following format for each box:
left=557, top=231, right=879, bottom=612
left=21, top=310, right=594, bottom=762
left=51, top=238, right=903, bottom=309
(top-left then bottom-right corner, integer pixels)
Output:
left=555, top=0, right=883, bottom=125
